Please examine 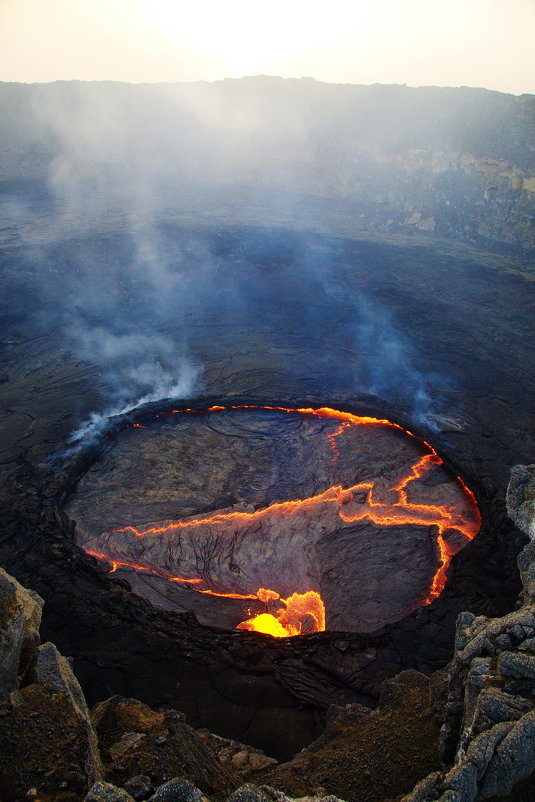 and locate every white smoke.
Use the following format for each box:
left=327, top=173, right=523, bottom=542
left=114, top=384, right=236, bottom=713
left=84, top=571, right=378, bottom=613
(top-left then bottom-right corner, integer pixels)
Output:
left=13, top=80, right=450, bottom=449
left=353, top=294, right=444, bottom=427
left=67, top=326, right=201, bottom=448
